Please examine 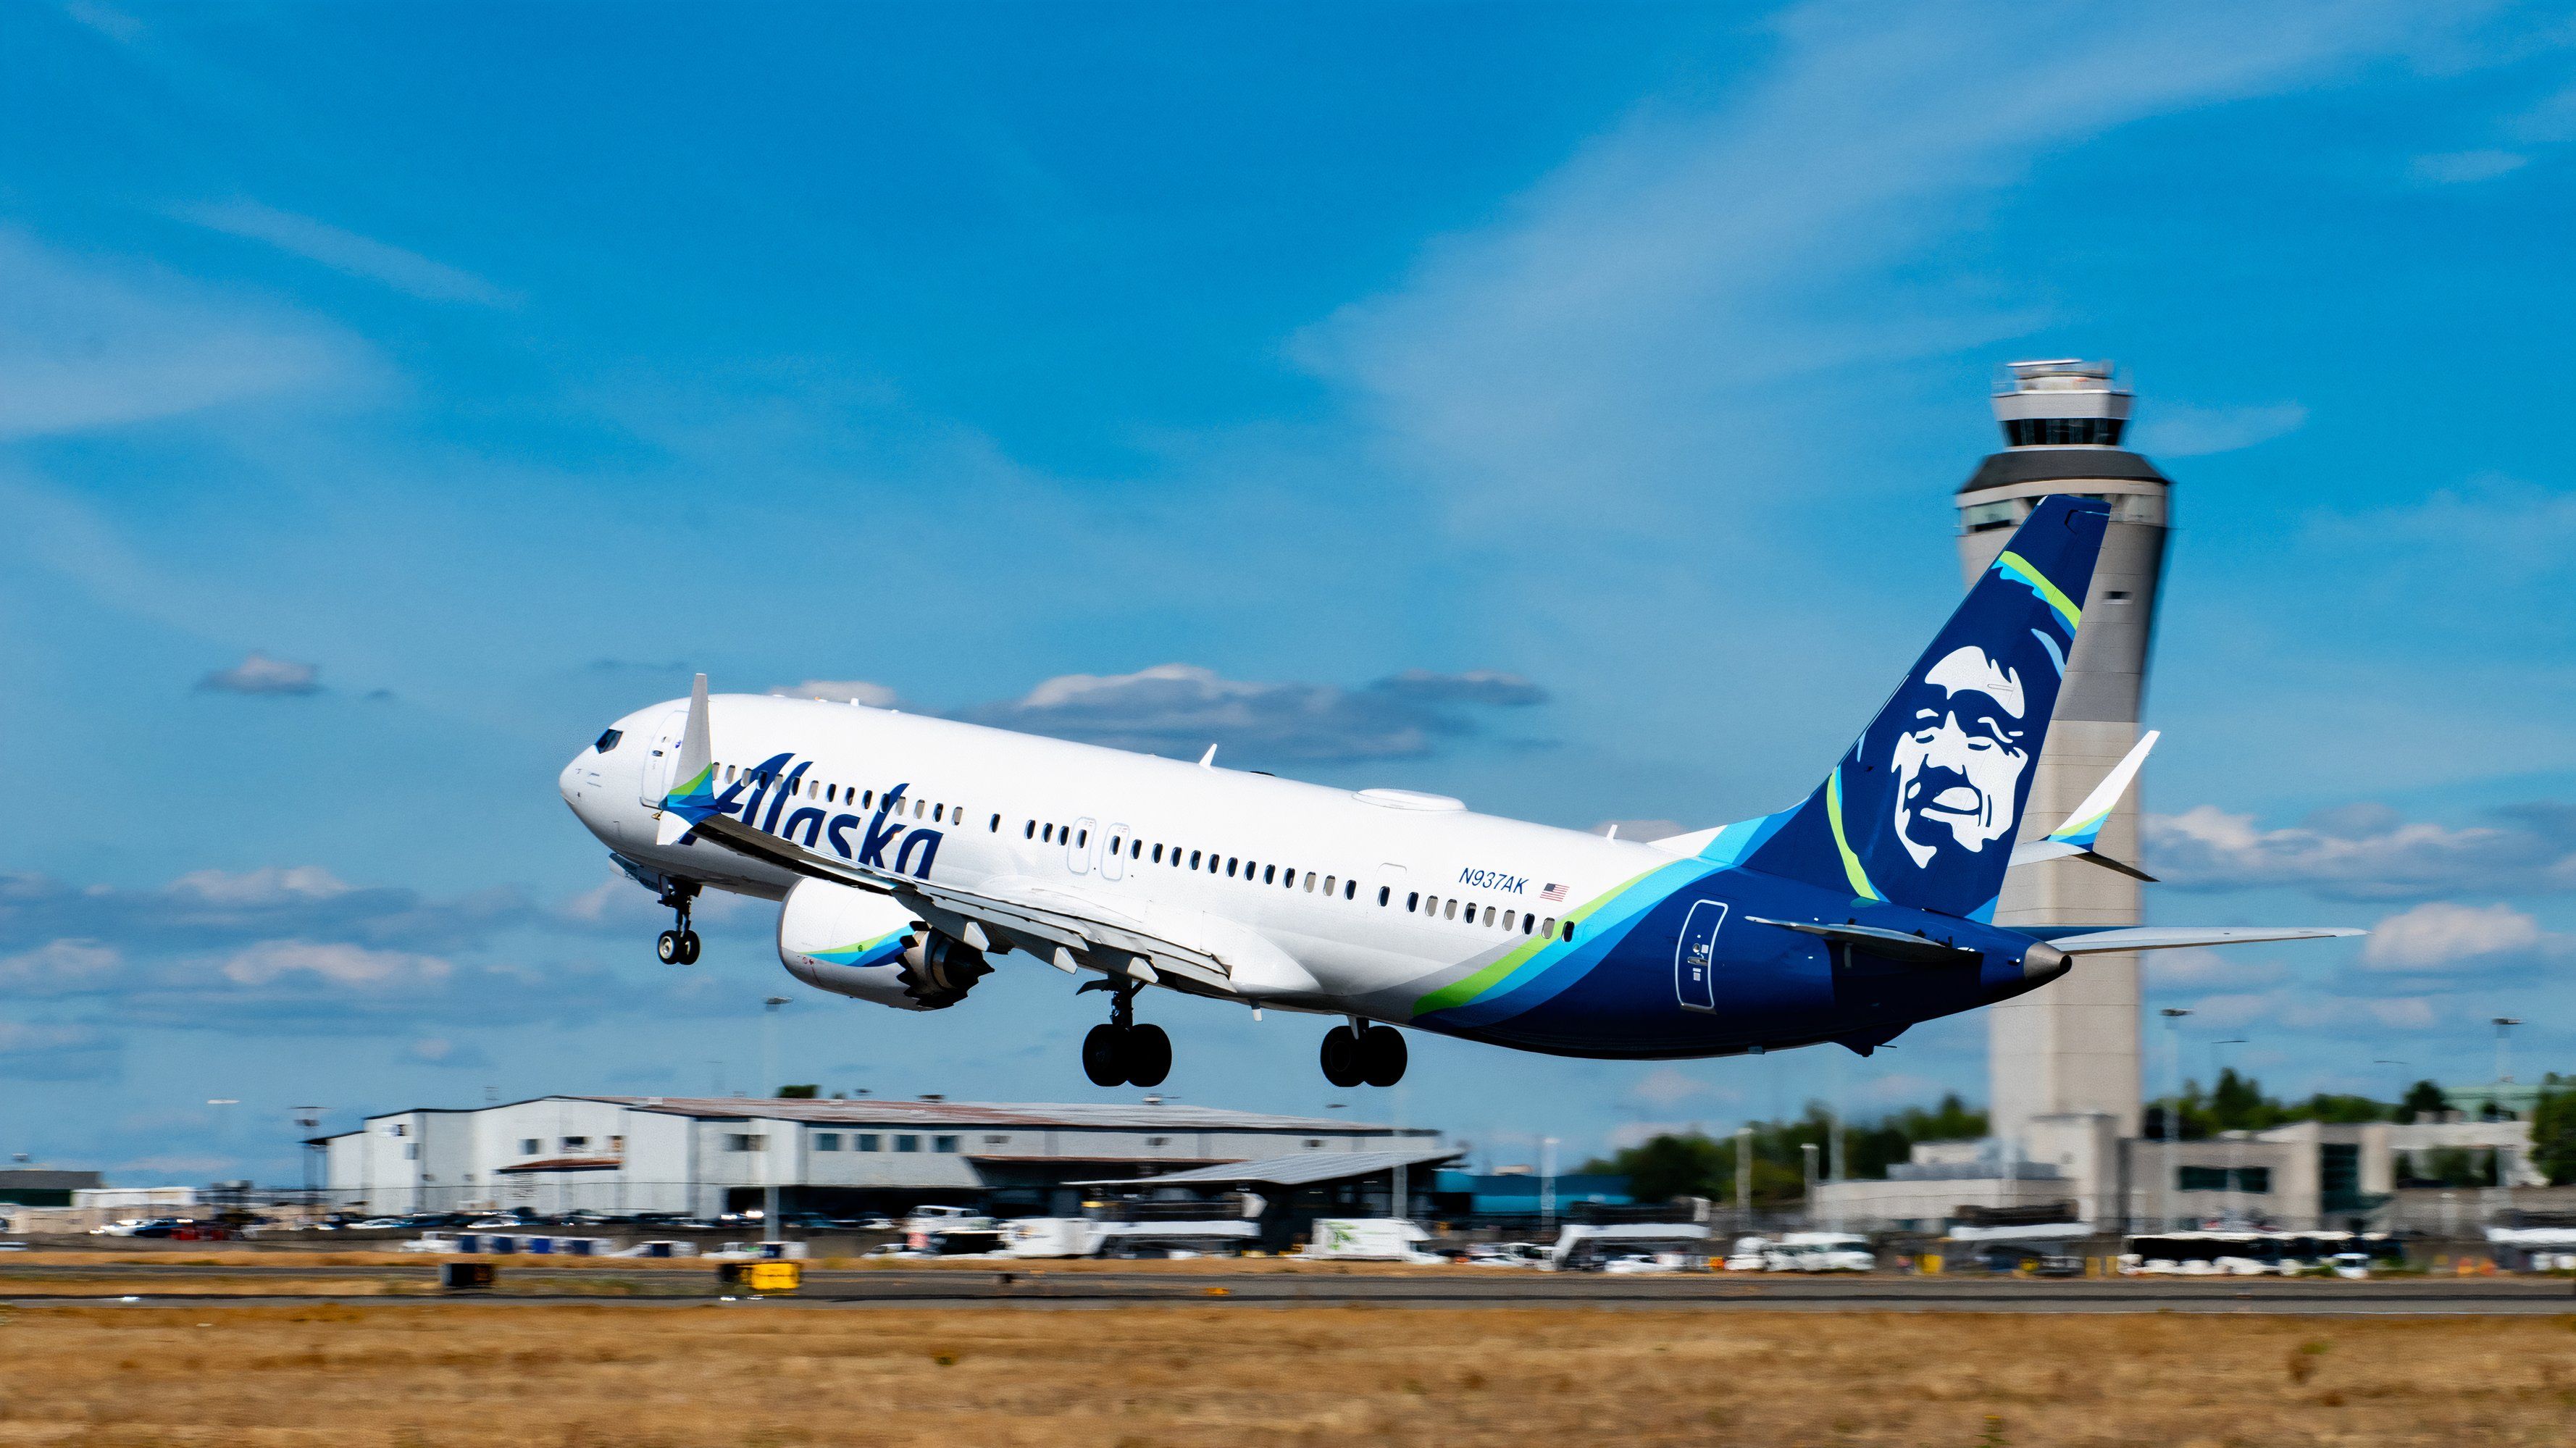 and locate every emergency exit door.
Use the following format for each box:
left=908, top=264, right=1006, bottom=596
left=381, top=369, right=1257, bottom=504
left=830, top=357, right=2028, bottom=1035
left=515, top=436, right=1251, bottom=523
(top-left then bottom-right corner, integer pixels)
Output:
left=1674, top=900, right=1726, bottom=1012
